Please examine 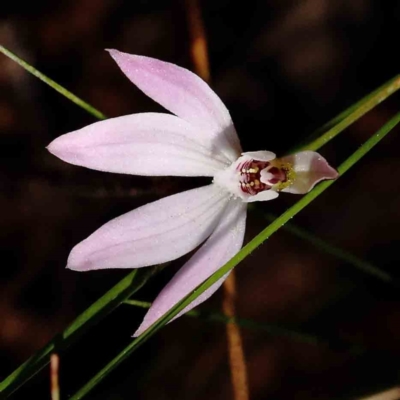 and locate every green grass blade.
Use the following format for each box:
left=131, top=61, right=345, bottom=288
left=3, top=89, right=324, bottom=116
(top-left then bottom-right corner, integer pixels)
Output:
left=123, top=300, right=350, bottom=346
left=123, top=300, right=320, bottom=344
left=69, top=109, right=400, bottom=400
left=0, top=46, right=106, bottom=120
left=0, top=266, right=161, bottom=397
left=290, top=75, right=400, bottom=153
left=310, top=76, right=400, bottom=138
left=257, top=211, right=392, bottom=283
